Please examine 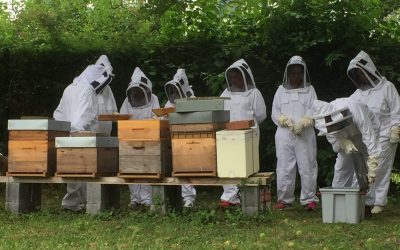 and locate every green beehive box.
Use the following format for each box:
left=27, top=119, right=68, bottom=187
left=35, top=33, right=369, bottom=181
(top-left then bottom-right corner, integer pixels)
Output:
left=175, top=97, right=230, bottom=113
left=168, top=111, right=230, bottom=125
